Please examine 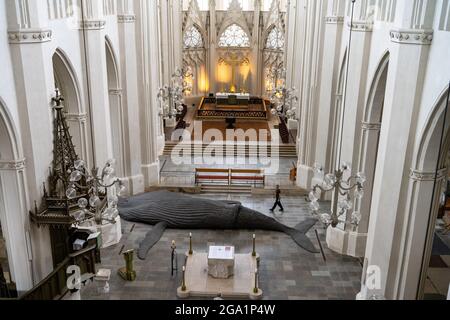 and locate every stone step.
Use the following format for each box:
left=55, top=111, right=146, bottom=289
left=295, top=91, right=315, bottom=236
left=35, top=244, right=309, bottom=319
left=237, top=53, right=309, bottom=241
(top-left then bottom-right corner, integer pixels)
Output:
left=200, top=185, right=253, bottom=194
